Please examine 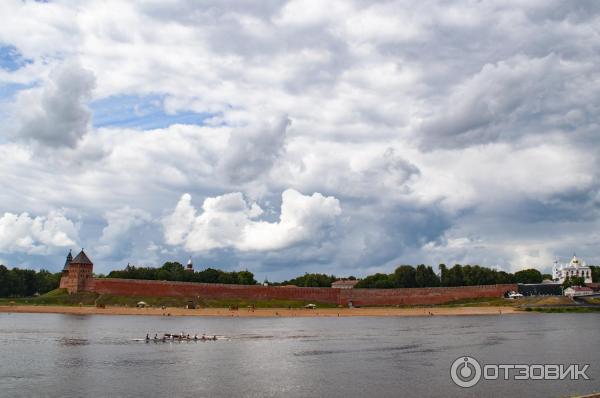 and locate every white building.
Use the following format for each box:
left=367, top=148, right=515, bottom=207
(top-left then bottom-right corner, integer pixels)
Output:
left=552, top=255, right=593, bottom=284
left=564, top=286, right=594, bottom=298
left=331, top=280, right=359, bottom=289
